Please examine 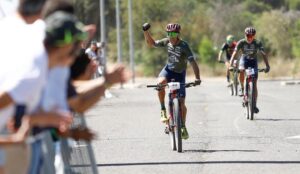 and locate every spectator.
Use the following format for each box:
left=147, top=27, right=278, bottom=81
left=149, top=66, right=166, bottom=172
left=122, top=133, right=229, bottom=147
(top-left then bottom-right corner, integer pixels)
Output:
left=0, top=0, right=73, bottom=173
left=85, top=40, right=104, bottom=77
